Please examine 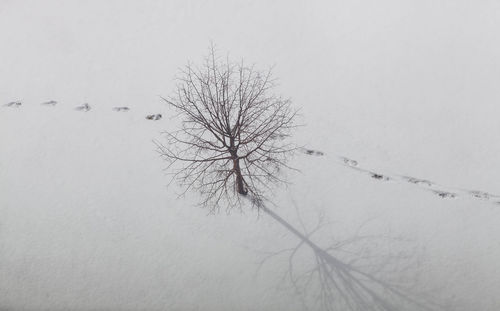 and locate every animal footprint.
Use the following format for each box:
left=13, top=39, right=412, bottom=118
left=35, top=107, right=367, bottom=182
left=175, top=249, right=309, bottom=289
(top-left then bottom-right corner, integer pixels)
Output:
left=404, top=177, right=433, bottom=187
left=75, top=103, right=91, bottom=112
left=113, top=107, right=130, bottom=112
left=340, top=156, right=358, bottom=167
left=4, top=101, right=21, bottom=108
left=146, top=114, right=162, bottom=120
left=469, top=190, right=490, bottom=200
left=433, top=190, right=456, bottom=199
left=302, top=149, right=324, bottom=156
left=370, top=173, right=390, bottom=181
left=41, top=100, right=57, bottom=106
